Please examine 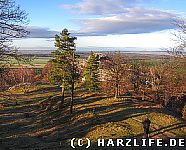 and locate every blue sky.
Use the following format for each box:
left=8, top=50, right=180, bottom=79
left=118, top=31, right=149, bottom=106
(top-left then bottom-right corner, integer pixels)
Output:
left=14, top=0, right=186, bottom=51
